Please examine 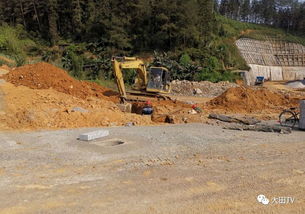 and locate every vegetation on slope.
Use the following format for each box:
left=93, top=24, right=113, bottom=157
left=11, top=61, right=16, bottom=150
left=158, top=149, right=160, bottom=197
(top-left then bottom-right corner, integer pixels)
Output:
left=0, top=25, right=37, bottom=66
left=0, top=0, right=305, bottom=84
